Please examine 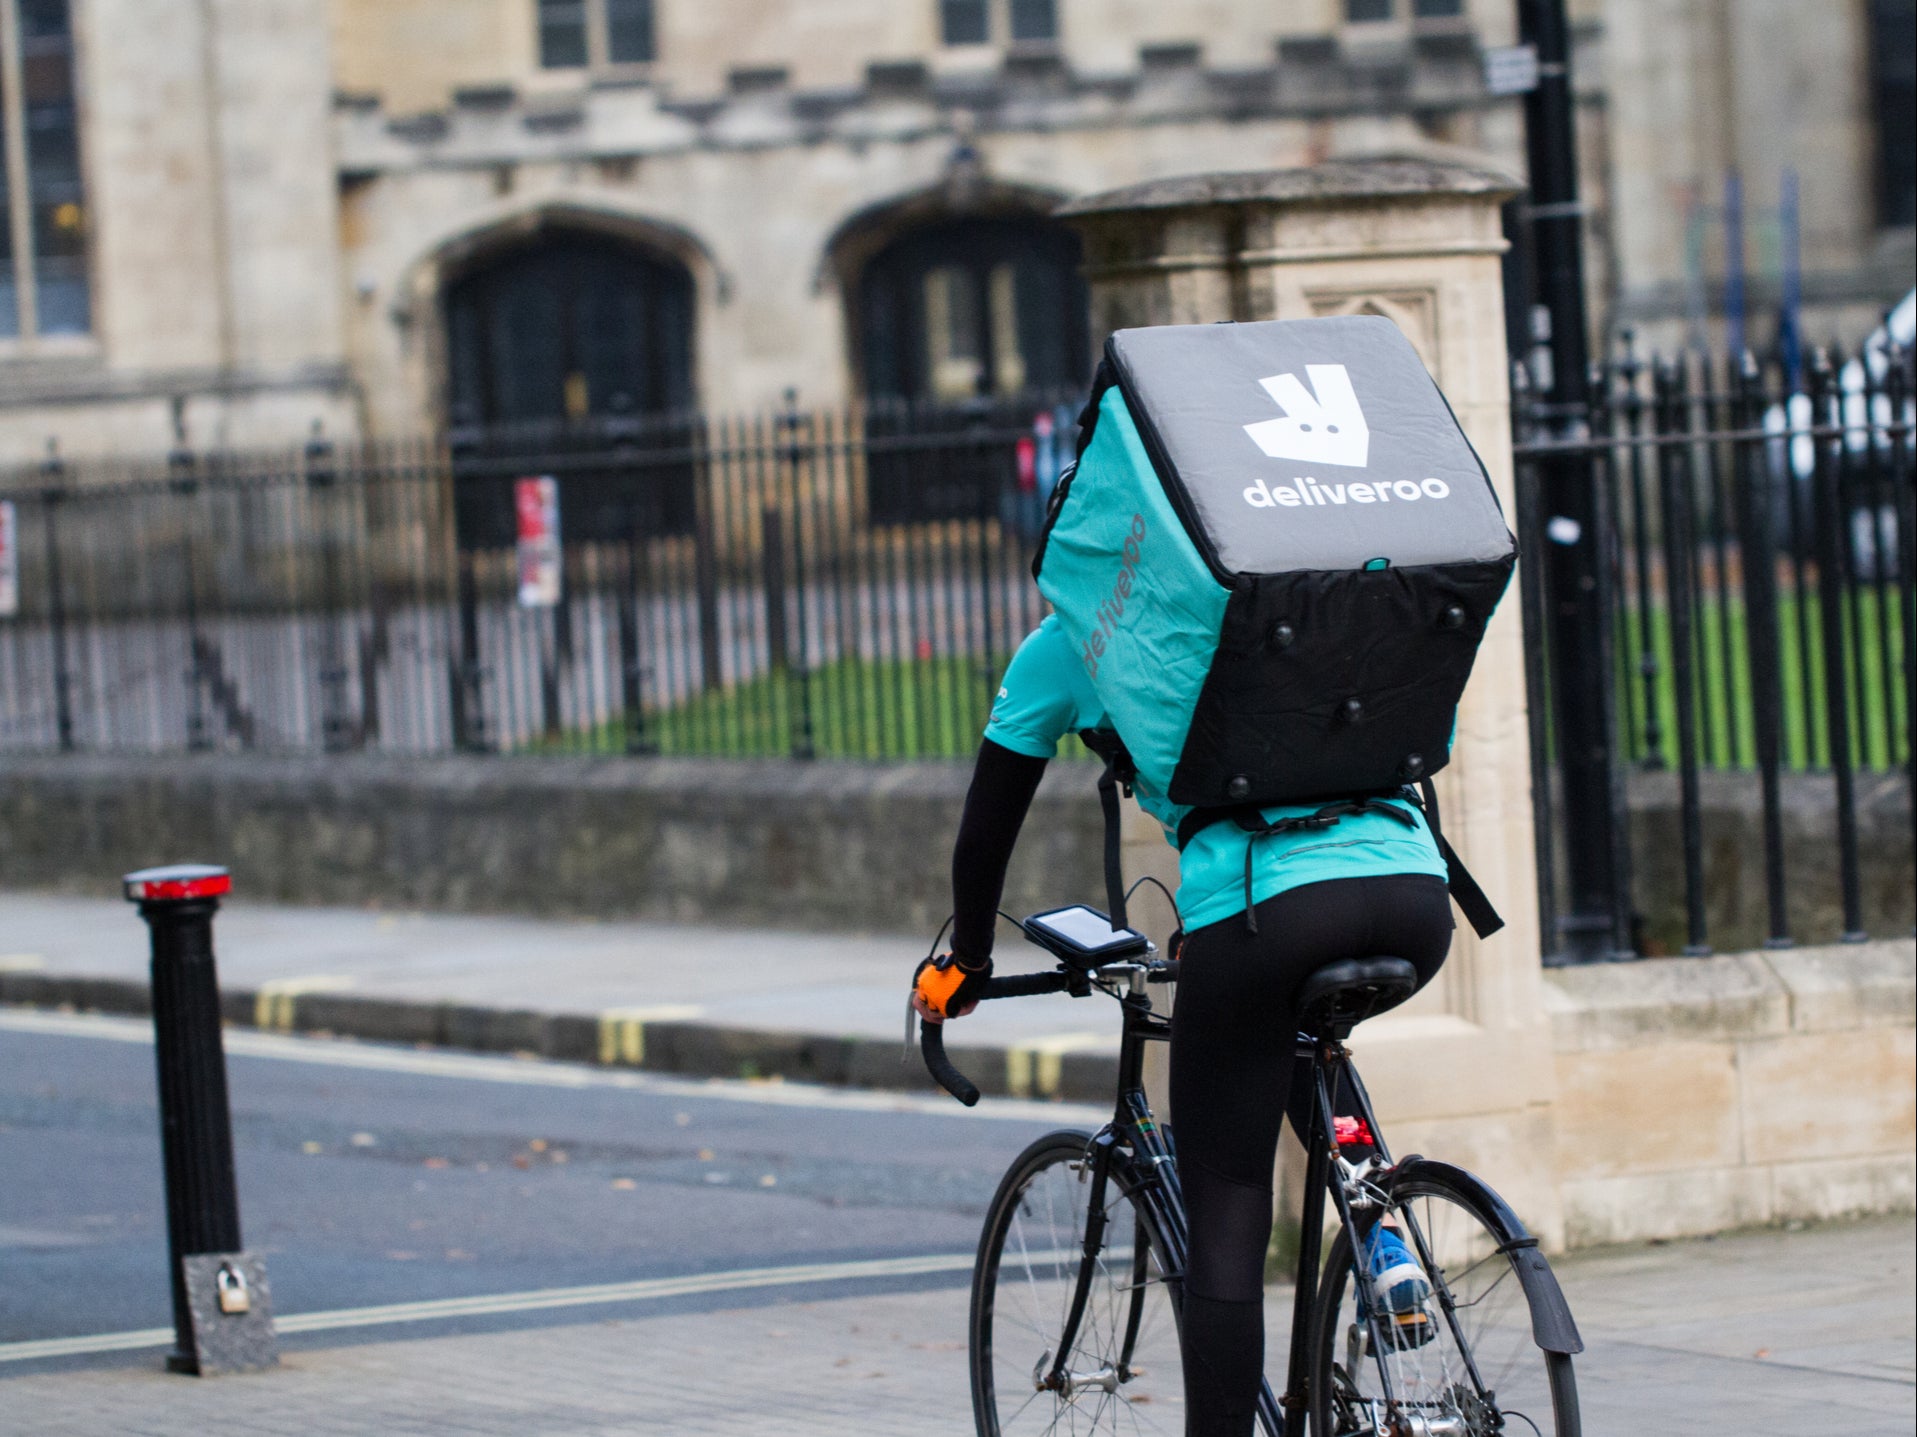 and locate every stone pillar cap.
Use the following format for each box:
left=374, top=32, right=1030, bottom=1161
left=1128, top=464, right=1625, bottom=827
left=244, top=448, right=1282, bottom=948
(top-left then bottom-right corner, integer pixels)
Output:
left=1056, top=157, right=1522, bottom=218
